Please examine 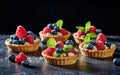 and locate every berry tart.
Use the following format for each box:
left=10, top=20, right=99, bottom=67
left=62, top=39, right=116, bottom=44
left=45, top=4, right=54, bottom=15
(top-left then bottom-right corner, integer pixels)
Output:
left=73, top=21, right=98, bottom=44
left=78, top=22, right=116, bottom=58
left=39, top=19, right=71, bottom=42
left=41, top=38, right=80, bottom=65
left=5, top=25, right=40, bottom=52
